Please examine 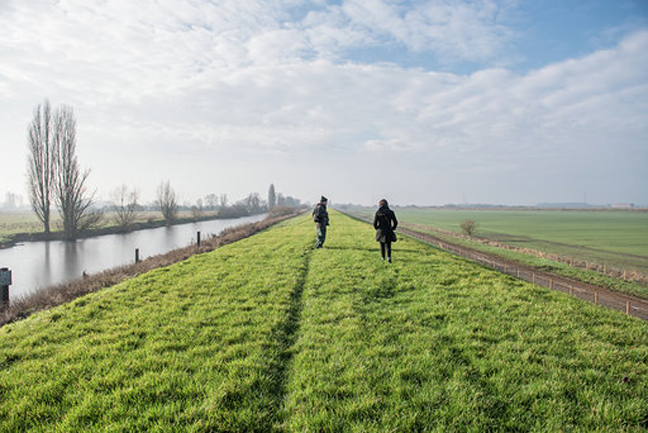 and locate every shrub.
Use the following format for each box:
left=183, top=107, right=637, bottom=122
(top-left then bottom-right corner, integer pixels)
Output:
left=460, top=219, right=478, bottom=236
